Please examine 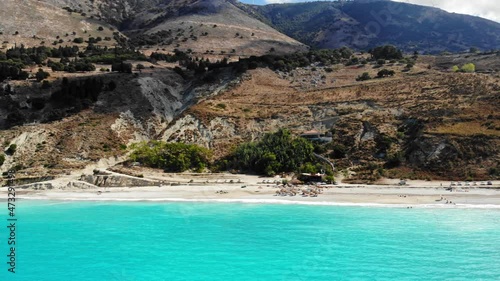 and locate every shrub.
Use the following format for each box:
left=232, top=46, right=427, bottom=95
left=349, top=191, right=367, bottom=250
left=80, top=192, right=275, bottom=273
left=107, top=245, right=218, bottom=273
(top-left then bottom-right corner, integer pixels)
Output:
left=35, top=69, right=50, bottom=82
left=377, top=69, right=395, bottom=78
left=461, top=63, right=475, bottom=73
left=0, top=153, right=4, bottom=166
left=325, top=175, right=335, bottom=184
left=451, top=65, right=460, bottom=72
left=385, top=151, right=404, bottom=168
left=41, top=80, right=51, bottom=89
left=356, top=72, right=371, bottom=81
left=73, top=37, right=84, bottom=43
left=5, top=144, right=17, bottom=155
left=329, top=143, right=347, bottom=159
